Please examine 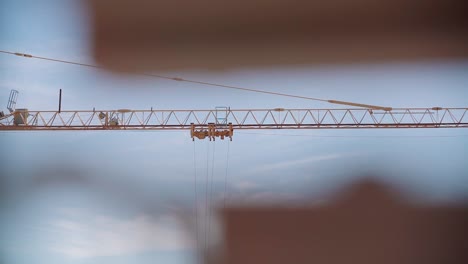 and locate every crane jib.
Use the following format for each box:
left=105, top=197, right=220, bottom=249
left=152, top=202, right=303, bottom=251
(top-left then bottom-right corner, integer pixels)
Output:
left=1, top=108, right=467, bottom=140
